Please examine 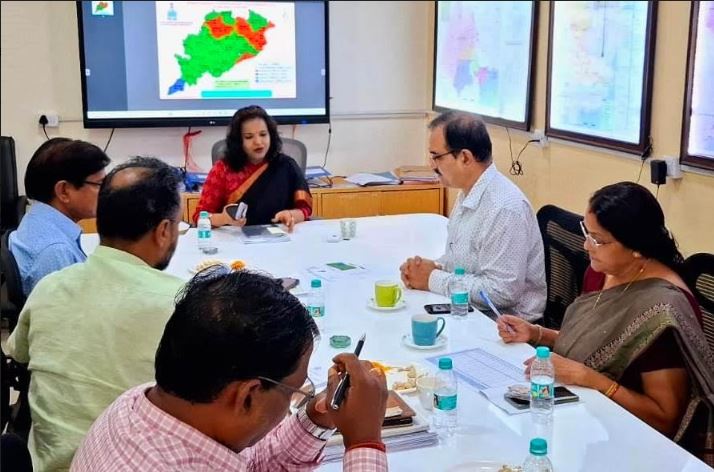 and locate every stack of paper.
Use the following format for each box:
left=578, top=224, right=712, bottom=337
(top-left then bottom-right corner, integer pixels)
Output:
left=345, top=172, right=401, bottom=186
left=393, top=165, right=439, bottom=183
left=322, top=416, right=438, bottom=463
